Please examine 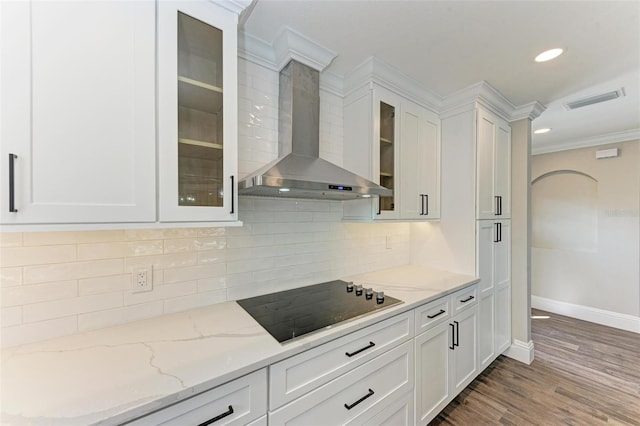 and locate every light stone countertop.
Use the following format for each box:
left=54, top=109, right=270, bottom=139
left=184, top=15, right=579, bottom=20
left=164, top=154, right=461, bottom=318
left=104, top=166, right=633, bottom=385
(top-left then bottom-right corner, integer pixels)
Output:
left=0, top=264, right=478, bottom=425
